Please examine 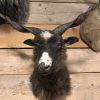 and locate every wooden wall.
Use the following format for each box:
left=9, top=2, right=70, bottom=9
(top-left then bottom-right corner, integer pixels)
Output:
left=0, top=0, right=100, bottom=100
